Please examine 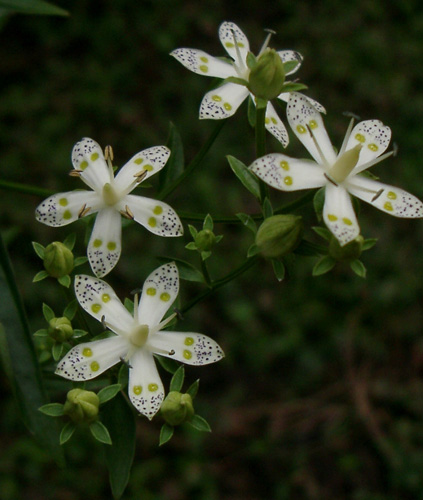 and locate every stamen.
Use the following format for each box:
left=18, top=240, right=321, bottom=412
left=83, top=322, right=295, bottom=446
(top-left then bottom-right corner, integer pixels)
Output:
left=120, top=356, right=132, bottom=369
left=174, top=308, right=184, bottom=321
left=101, top=315, right=107, bottom=330
left=324, top=173, right=339, bottom=187
left=371, top=189, right=384, bottom=202
left=120, top=205, right=134, bottom=220
left=78, top=204, right=91, bottom=218
left=169, top=350, right=175, bottom=356
left=306, top=124, right=330, bottom=167
left=134, top=170, right=148, bottom=183
left=258, top=28, right=276, bottom=56
left=230, top=28, right=247, bottom=75
left=393, top=142, right=398, bottom=157
left=69, top=170, right=82, bottom=177
left=342, top=111, right=361, bottom=120
left=150, top=312, right=178, bottom=337
left=104, top=145, right=114, bottom=180
left=338, top=118, right=355, bottom=157
left=353, top=150, right=394, bottom=176
left=133, top=293, right=139, bottom=323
